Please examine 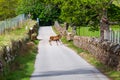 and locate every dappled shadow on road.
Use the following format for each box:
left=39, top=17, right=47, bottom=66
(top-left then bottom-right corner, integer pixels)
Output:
left=31, top=68, right=101, bottom=78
